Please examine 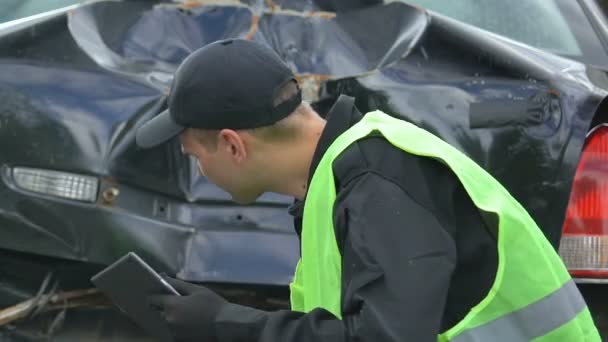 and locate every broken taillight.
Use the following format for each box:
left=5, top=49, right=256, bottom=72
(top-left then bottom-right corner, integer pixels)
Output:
left=559, top=125, right=608, bottom=279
